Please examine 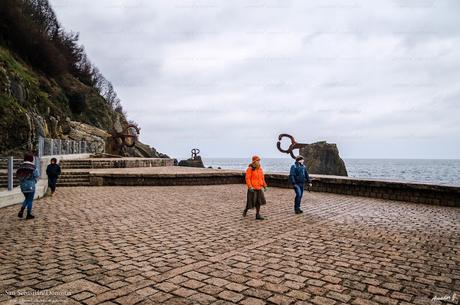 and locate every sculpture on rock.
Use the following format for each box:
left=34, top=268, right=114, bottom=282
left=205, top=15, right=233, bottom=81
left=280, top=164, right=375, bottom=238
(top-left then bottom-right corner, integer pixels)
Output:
left=108, top=114, right=141, bottom=156
left=277, top=134, right=348, bottom=176
left=111, top=123, right=140, bottom=148
left=178, top=148, right=205, bottom=168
